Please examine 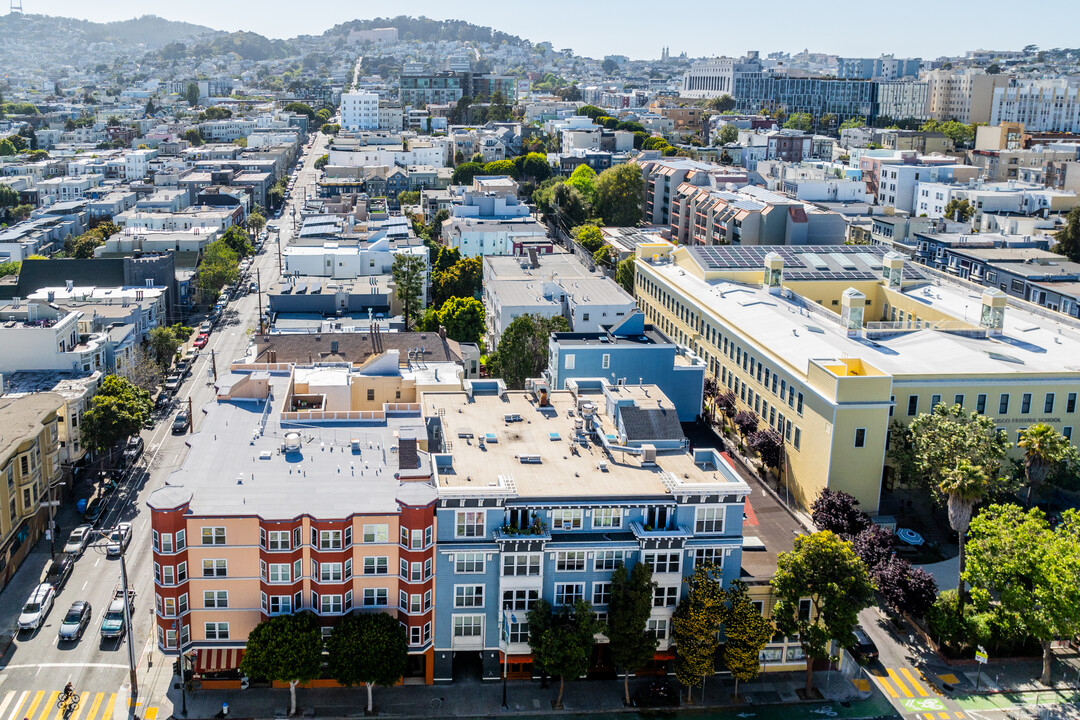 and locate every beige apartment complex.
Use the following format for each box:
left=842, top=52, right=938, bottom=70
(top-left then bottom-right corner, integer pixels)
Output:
left=633, top=242, right=1080, bottom=512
